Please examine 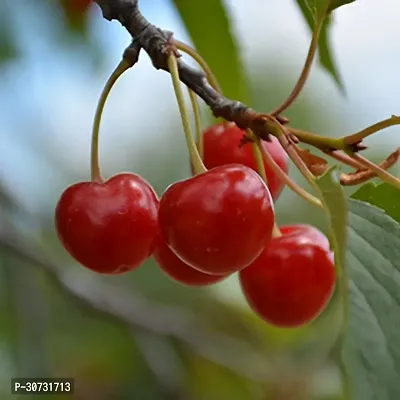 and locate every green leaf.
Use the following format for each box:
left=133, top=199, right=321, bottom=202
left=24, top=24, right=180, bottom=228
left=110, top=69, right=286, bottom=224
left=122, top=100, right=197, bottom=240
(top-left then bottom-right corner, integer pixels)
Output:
left=295, top=1, right=344, bottom=90
left=351, top=182, right=400, bottom=223
left=171, top=0, right=249, bottom=103
left=328, top=0, right=356, bottom=13
left=311, top=167, right=348, bottom=339
left=304, top=0, right=331, bottom=20
left=314, top=171, right=400, bottom=399
left=315, top=167, right=348, bottom=270
left=318, top=18, right=343, bottom=90
left=343, top=200, right=400, bottom=400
